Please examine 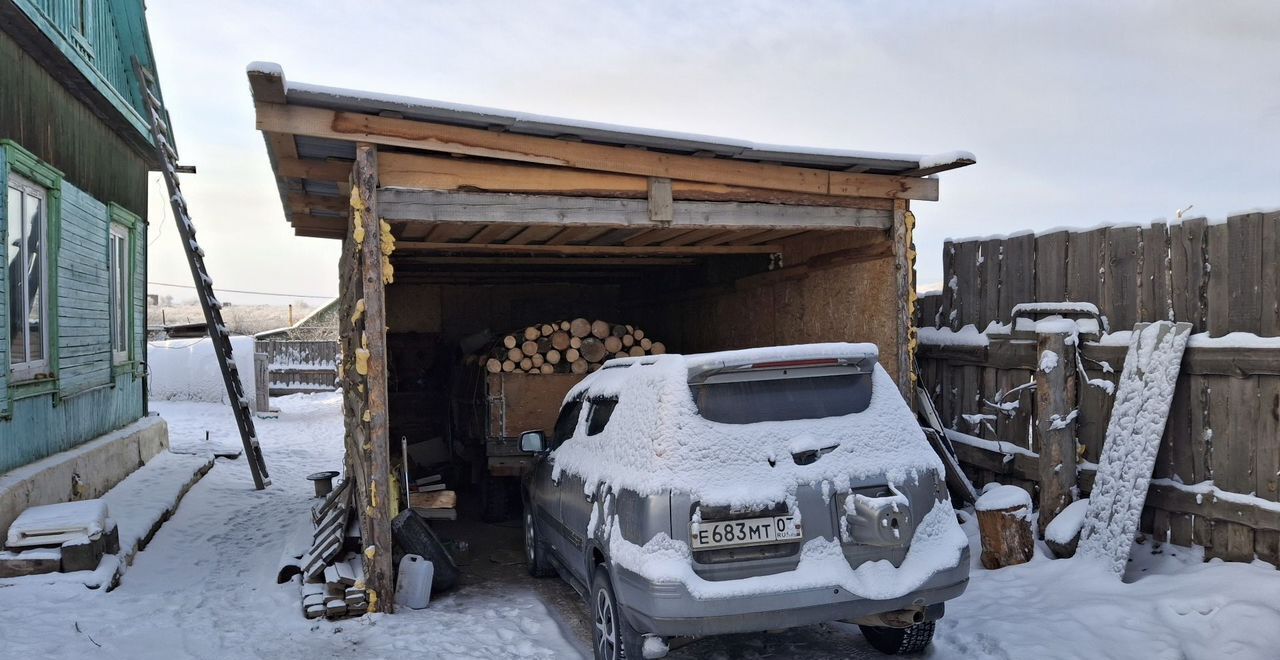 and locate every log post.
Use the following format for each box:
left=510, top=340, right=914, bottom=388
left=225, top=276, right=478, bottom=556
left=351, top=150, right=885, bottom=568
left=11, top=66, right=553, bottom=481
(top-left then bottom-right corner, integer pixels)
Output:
left=891, top=200, right=915, bottom=404
left=976, top=486, right=1036, bottom=569
left=1036, top=328, right=1078, bottom=534
left=350, top=142, right=395, bottom=613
